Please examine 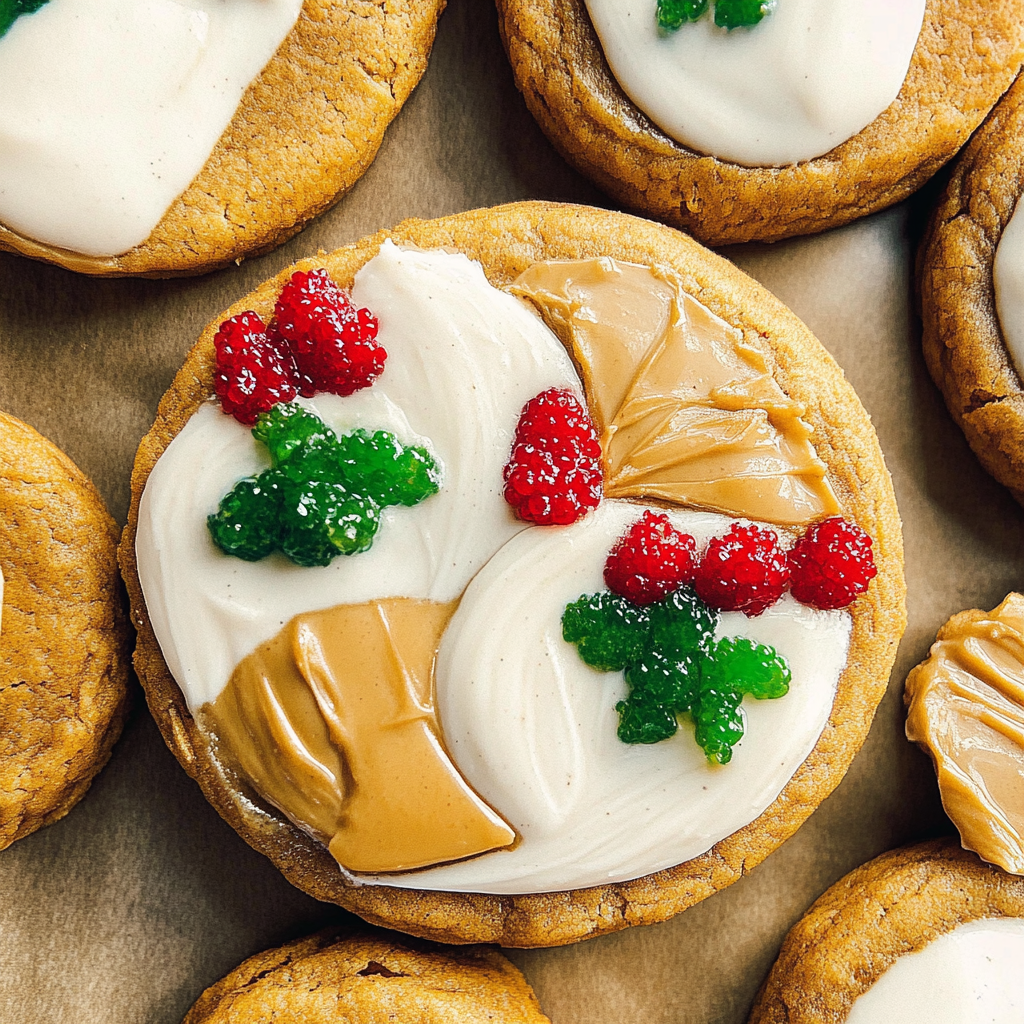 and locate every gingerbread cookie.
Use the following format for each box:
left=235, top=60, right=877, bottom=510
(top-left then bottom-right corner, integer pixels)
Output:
left=120, top=201, right=904, bottom=946
left=495, top=0, right=1024, bottom=245
left=0, top=0, right=443, bottom=277
left=182, top=927, right=549, bottom=1024
left=748, top=839, right=1024, bottom=1023
left=0, top=411, right=130, bottom=848
left=919, top=74, right=1024, bottom=504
